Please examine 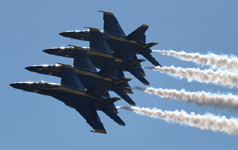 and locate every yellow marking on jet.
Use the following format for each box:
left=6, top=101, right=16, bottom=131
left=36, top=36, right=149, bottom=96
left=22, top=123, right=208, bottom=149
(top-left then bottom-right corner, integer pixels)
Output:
left=98, top=10, right=114, bottom=16
left=35, top=84, right=96, bottom=99
left=105, top=34, right=137, bottom=44
left=129, top=103, right=136, bottom=106
left=118, top=123, right=125, bottom=126
left=58, top=63, right=112, bottom=82
left=113, top=80, right=125, bottom=85
left=142, top=24, right=149, bottom=28
left=143, top=82, right=149, bottom=85
left=69, top=45, right=122, bottom=62
left=128, top=59, right=146, bottom=65
left=141, top=72, right=146, bottom=76
left=113, top=109, right=119, bottom=114
left=124, top=78, right=132, bottom=81
left=84, top=27, right=100, bottom=32
left=68, top=104, right=74, bottom=108
left=90, top=129, right=107, bottom=134
left=141, top=42, right=158, bottom=48
left=123, top=89, right=133, bottom=94
left=34, top=90, right=38, bottom=93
